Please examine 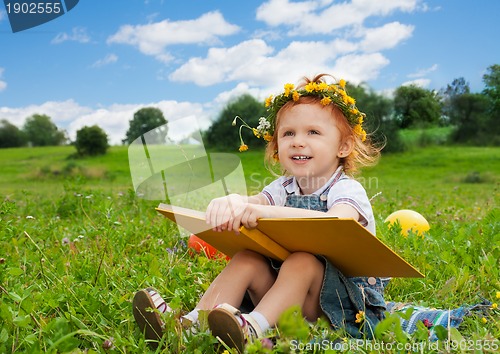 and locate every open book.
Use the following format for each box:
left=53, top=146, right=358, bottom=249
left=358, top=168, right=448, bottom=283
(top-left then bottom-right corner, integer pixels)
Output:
left=156, top=203, right=423, bottom=278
